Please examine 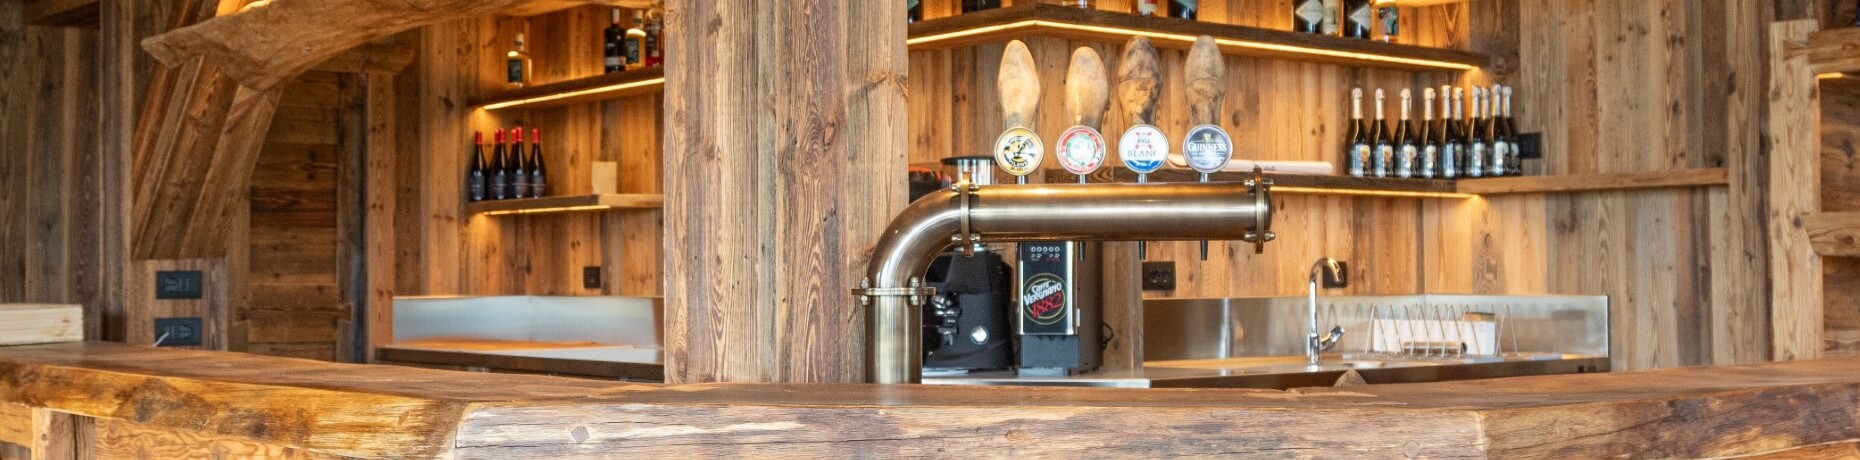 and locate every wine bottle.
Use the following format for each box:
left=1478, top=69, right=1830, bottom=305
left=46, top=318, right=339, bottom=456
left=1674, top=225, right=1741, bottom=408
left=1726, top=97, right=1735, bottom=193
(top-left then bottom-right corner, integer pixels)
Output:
left=908, top=0, right=922, bottom=22
left=1487, top=85, right=1508, bottom=177
left=1294, top=0, right=1326, bottom=33
left=468, top=132, right=487, bottom=202
left=604, top=10, right=625, bottom=74
left=625, top=12, right=647, bottom=70
left=1135, top=0, right=1161, bottom=16
left=511, top=127, right=530, bottom=199
left=1372, top=88, right=1393, bottom=178
left=1466, top=87, right=1486, bottom=178
left=1342, top=0, right=1372, bottom=39
left=1395, top=89, right=1417, bottom=178
left=644, top=9, right=663, bottom=68
left=1346, top=88, right=1369, bottom=177
left=490, top=130, right=509, bottom=200
left=1321, top=0, right=1341, bottom=35
left=530, top=129, right=547, bottom=197
left=1420, top=88, right=1439, bottom=179
left=1504, top=86, right=1522, bottom=176
left=506, top=33, right=532, bottom=88
left=1374, top=0, right=1397, bottom=42
left=1171, top=0, right=1198, bottom=20
left=1443, top=86, right=1462, bottom=179
left=962, top=0, right=999, bottom=13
